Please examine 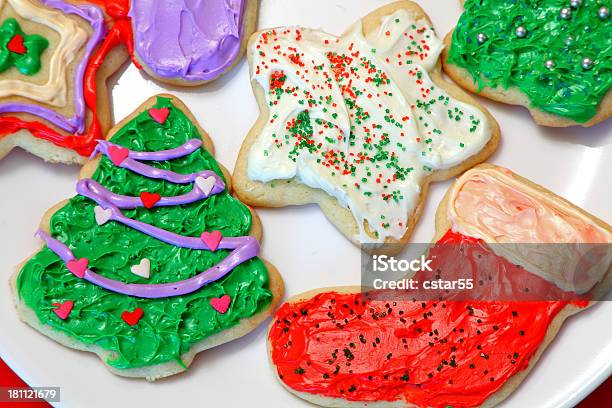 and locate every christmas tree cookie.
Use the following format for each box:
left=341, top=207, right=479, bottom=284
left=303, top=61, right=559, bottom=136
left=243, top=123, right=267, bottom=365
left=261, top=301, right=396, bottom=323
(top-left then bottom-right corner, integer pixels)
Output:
left=11, top=95, right=284, bottom=380
left=234, top=1, right=500, bottom=249
left=443, top=0, right=611, bottom=127
left=129, top=0, right=258, bottom=86
left=0, top=0, right=132, bottom=164
left=267, top=164, right=612, bottom=408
